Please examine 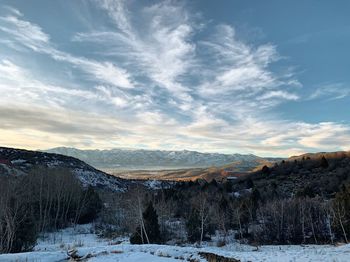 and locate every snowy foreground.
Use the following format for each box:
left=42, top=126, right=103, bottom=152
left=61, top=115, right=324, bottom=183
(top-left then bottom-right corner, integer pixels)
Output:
left=0, top=225, right=349, bottom=262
